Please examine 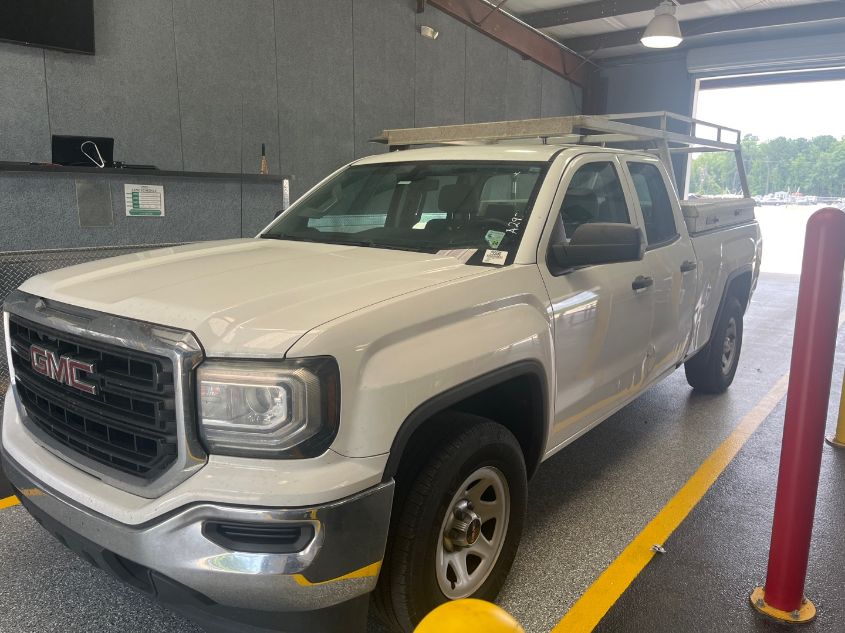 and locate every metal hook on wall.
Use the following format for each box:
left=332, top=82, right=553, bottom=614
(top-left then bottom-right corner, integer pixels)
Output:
left=80, top=140, right=105, bottom=168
